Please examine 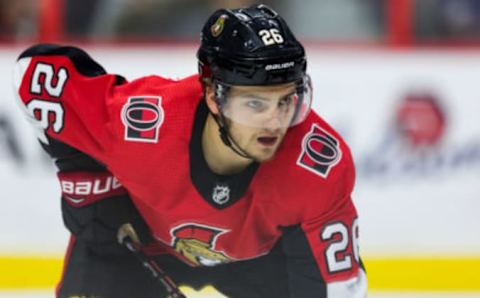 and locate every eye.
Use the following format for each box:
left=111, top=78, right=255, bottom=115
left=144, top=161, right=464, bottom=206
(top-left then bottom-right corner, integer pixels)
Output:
left=279, top=94, right=295, bottom=108
left=246, top=100, right=265, bottom=111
